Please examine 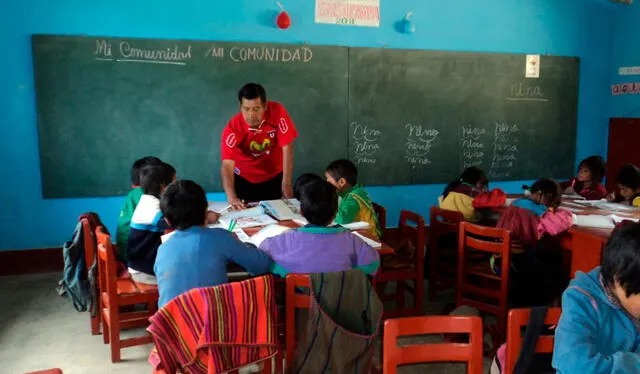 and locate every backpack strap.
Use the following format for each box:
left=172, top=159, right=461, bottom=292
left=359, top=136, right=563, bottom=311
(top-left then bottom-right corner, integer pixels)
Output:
left=513, top=307, right=548, bottom=374
left=349, top=193, right=381, bottom=236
